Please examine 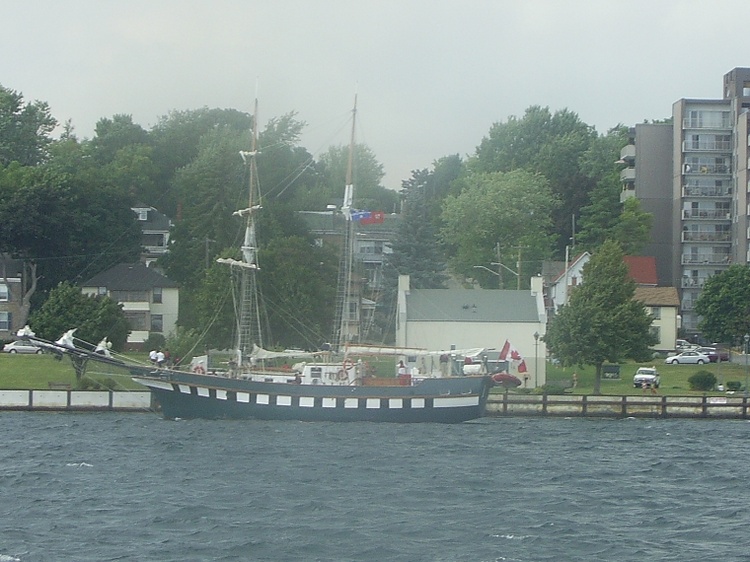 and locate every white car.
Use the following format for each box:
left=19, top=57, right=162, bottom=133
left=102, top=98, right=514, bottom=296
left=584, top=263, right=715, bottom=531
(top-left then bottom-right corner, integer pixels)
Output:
left=633, top=367, right=660, bottom=388
left=664, top=350, right=710, bottom=365
left=3, top=340, right=44, bottom=354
